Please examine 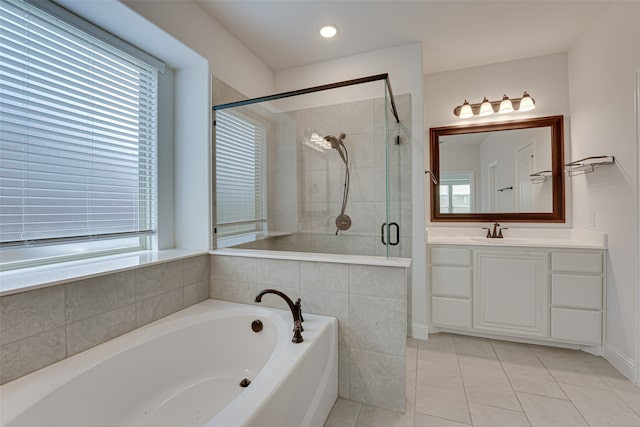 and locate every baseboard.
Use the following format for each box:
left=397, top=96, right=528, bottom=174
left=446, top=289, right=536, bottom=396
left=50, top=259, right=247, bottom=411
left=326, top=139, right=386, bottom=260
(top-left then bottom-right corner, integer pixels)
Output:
left=411, top=322, right=429, bottom=340
left=604, top=342, right=636, bottom=383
